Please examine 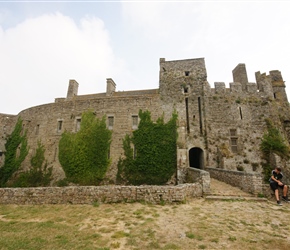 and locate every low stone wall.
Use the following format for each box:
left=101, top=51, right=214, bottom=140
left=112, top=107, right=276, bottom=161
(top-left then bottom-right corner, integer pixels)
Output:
left=205, top=167, right=263, bottom=195
left=186, top=167, right=211, bottom=194
left=0, top=183, right=203, bottom=205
